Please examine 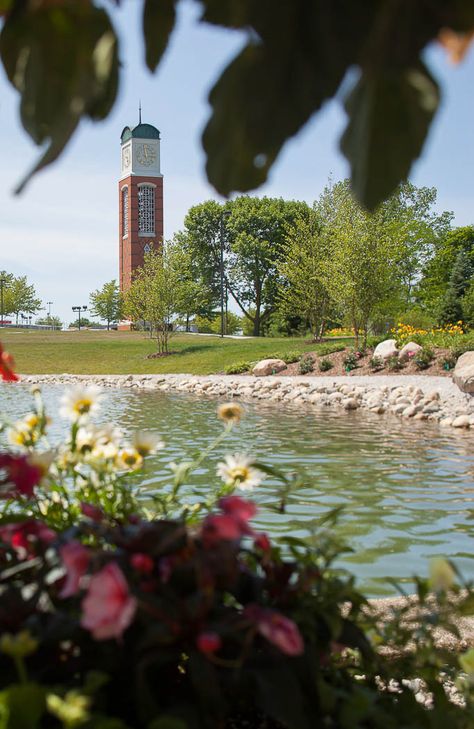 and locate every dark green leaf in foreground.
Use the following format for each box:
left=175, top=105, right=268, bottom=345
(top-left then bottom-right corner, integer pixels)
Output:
left=0, top=1, right=119, bottom=193
left=340, top=62, right=440, bottom=211
left=202, top=1, right=374, bottom=197
left=143, top=0, right=178, bottom=72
